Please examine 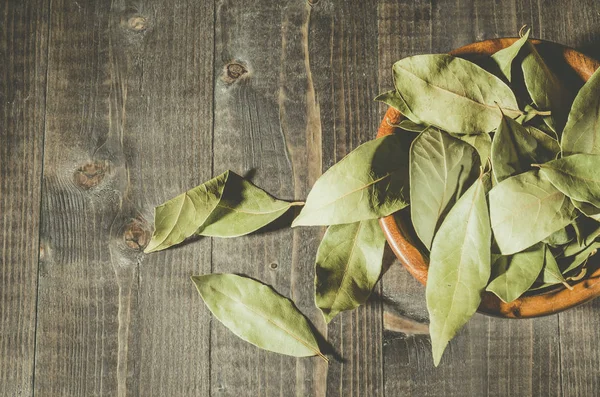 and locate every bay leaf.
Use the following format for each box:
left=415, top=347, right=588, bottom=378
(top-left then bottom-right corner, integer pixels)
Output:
left=374, top=89, right=422, bottom=123
left=521, top=41, right=571, bottom=134
left=292, top=134, right=410, bottom=226
left=486, top=243, right=544, bottom=303
left=191, top=273, right=327, bottom=360
left=572, top=199, right=600, bottom=221
left=560, top=242, right=600, bottom=275
left=392, top=54, right=520, bottom=134
left=410, top=127, right=480, bottom=248
left=490, top=170, right=577, bottom=255
left=491, top=29, right=530, bottom=82
left=426, top=173, right=491, bottom=366
left=543, top=226, right=574, bottom=247
left=315, top=219, right=386, bottom=322
left=542, top=245, right=567, bottom=285
left=561, top=65, right=600, bottom=155
left=562, top=222, right=600, bottom=257
left=145, top=171, right=297, bottom=252
left=491, top=114, right=559, bottom=184
left=538, top=154, right=600, bottom=208
left=456, top=133, right=492, bottom=164
left=394, top=119, right=428, bottom=133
